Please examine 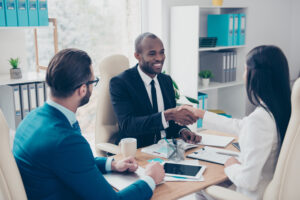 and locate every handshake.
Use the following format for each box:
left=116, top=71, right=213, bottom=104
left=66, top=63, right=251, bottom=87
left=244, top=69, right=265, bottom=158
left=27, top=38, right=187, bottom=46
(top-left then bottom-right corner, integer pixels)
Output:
left=164, top=105, right=205, bottom=126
